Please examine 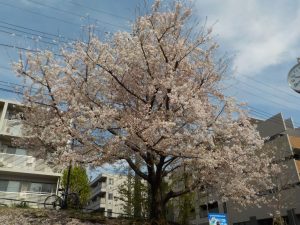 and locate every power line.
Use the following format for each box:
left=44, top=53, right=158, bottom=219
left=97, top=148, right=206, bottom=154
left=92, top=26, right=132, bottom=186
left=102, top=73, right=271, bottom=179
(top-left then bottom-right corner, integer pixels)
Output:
left=0, top=26, right=76, bottom=52
left=0, top=43, right=41, bottom=53
left=233, top=83, right=300, bottom=114
left=0, top=1, right=128, bottom=35
left=28, top=0, right=128, bottom=30
left=0, top=80, right=38, bottom=91
left=248, top=107, right=300, bottom=127
left=235, top=78, right=299, bottom=108
left=0, top=2, right=83, bottom=28
left=0, top=28, right=58, bottom=47
left=0, top=43, right=63, bottom=56
left=0, top=86, right=22, bottom=95
left=0, top=20, right=74, bottom=42
left=0, top=24, right=68, bottom=45
left=240, top=75, right=300, bottom=101
left=232, top=88, right=300, bottom=127
left=66, top=0, right=130, bottom=21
